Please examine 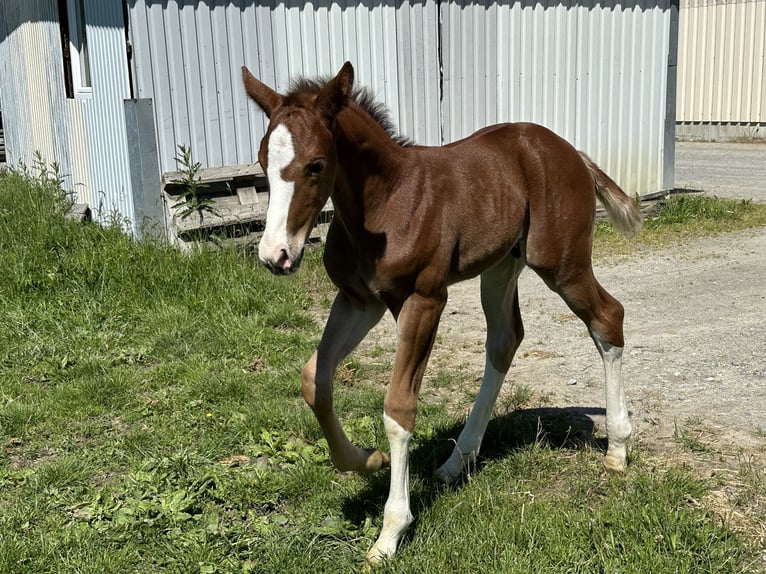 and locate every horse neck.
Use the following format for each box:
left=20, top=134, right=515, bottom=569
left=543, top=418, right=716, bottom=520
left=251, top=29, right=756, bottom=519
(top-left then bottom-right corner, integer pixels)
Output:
left=331, top=105, right=405, bottom=230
